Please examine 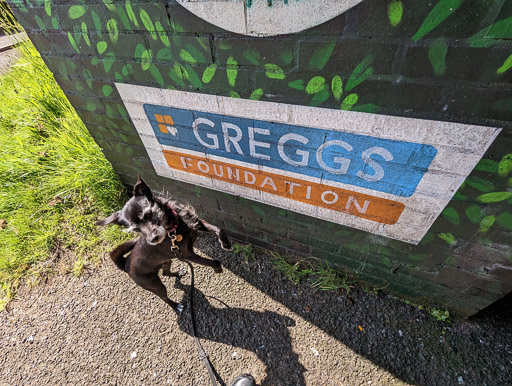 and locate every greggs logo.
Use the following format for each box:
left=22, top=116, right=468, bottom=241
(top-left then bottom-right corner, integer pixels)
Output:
left=140, top=104, right=438, bottom=225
